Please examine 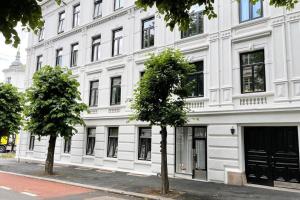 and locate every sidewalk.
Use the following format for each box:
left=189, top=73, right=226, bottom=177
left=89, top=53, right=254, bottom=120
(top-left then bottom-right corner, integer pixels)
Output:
left=0, top=158, right=299, bottom=200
